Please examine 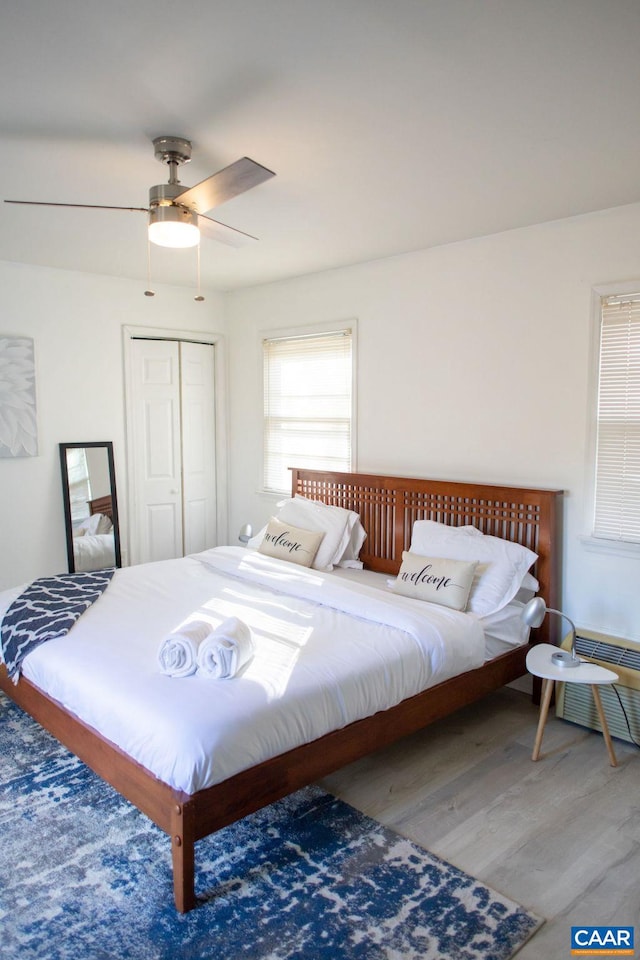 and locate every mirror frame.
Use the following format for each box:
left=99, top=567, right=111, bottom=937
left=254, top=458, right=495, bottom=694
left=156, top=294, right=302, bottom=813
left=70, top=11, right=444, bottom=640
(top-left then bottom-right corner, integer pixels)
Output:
left=59, top=441, right=122, bottom=573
